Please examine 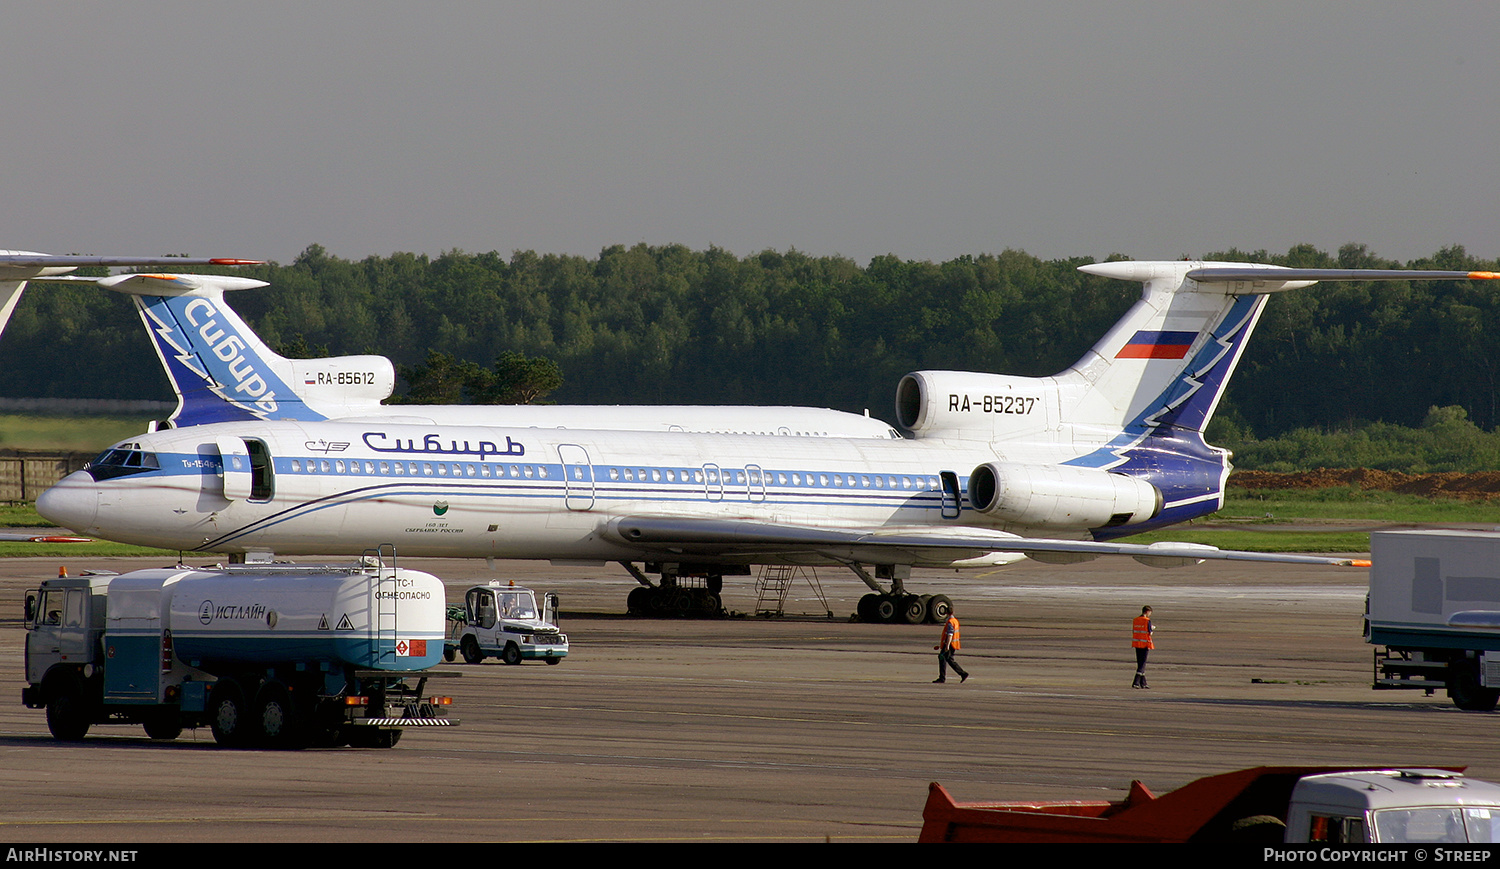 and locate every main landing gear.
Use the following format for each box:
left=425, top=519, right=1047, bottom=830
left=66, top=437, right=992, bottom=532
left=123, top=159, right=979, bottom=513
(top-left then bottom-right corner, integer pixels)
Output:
left=848, top=563, right=953, bottom=624
left=857, top=591, right=953, bottom=625
left=620, top=562, right=729, bottom=618
left=617, top=561, right=955, bottom=625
